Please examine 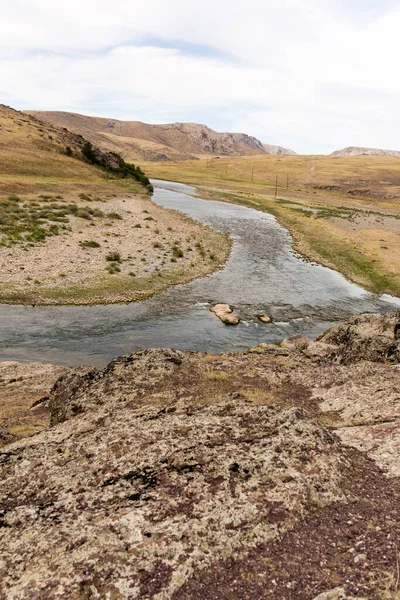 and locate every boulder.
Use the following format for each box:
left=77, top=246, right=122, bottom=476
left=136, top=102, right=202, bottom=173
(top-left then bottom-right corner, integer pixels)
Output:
left=281, top=333, right=310, bottom=351
left=0, top=398, right=347, bottom=599
left=258, top=314, right=272, bottom=323
left=302, top=340, right=338, bottom=360
left=0, top=426, right=16, bottom=447
left=49, top=349, right=185, bottom=425
left=210, top=303, right=240, bottom=325
left=317, top=310, right=400, bottom=364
